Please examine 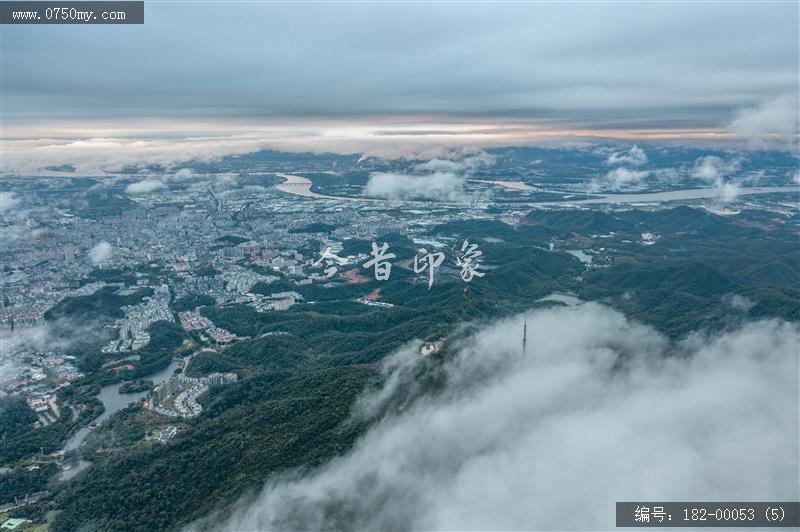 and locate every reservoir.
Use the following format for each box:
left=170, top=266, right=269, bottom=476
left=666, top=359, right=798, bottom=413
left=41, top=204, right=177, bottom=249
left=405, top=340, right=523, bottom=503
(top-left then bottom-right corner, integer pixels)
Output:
left=62, top=359, right=182, bottom=452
